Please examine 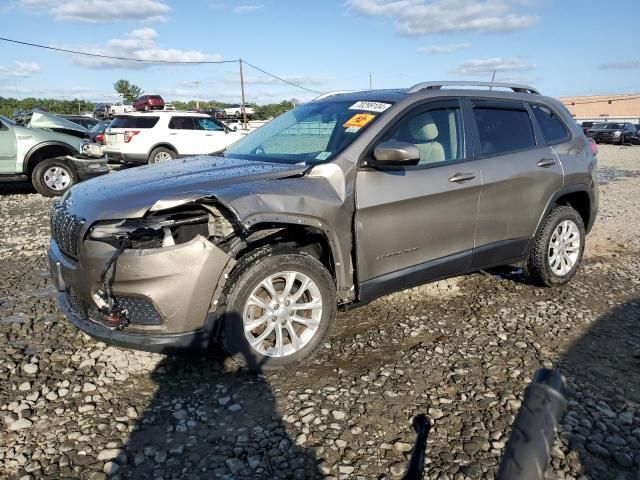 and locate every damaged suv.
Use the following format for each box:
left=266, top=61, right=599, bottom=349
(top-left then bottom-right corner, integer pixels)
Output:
left=49, top=81, right=598, bottom=369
